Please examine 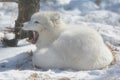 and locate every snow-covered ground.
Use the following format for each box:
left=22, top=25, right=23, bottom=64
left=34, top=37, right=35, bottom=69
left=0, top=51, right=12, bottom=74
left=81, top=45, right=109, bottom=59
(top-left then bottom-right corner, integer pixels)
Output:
left=0, top=0, right=120, bottom=80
